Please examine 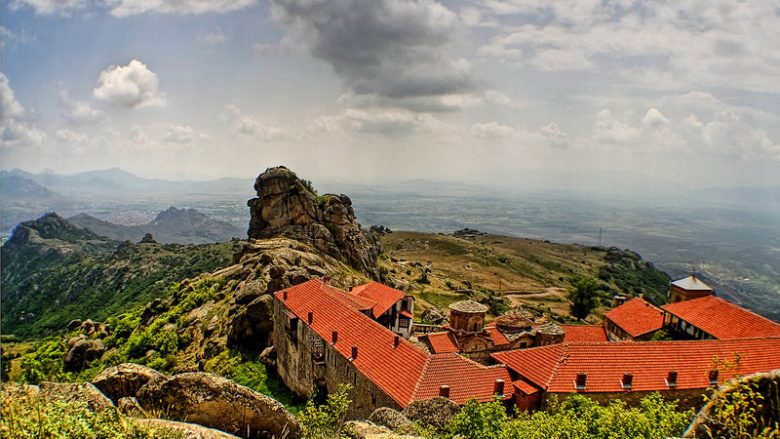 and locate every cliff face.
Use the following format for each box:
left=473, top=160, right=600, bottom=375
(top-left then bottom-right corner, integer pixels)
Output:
left=247, top=167, right=380, bottom=278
